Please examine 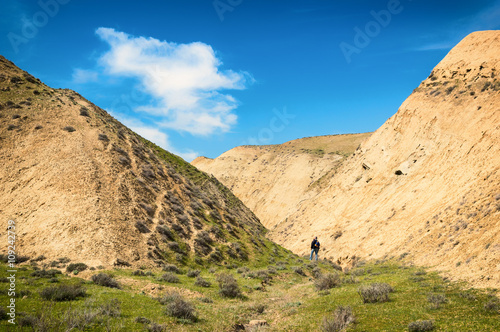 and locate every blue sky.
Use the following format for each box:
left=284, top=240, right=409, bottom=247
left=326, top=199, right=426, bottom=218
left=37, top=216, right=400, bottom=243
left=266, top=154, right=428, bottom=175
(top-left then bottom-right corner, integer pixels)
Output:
left=1, top=0, right=499, bottom=160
